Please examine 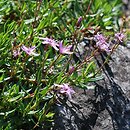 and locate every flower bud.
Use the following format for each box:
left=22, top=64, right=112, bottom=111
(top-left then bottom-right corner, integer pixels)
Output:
left=76, top=16, right=82, bottom=27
